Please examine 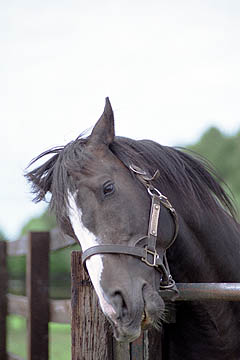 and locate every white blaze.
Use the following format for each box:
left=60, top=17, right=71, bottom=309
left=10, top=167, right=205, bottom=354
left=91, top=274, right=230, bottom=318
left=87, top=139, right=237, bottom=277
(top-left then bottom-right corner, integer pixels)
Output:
left=68, top=192, right=116, bottom=318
